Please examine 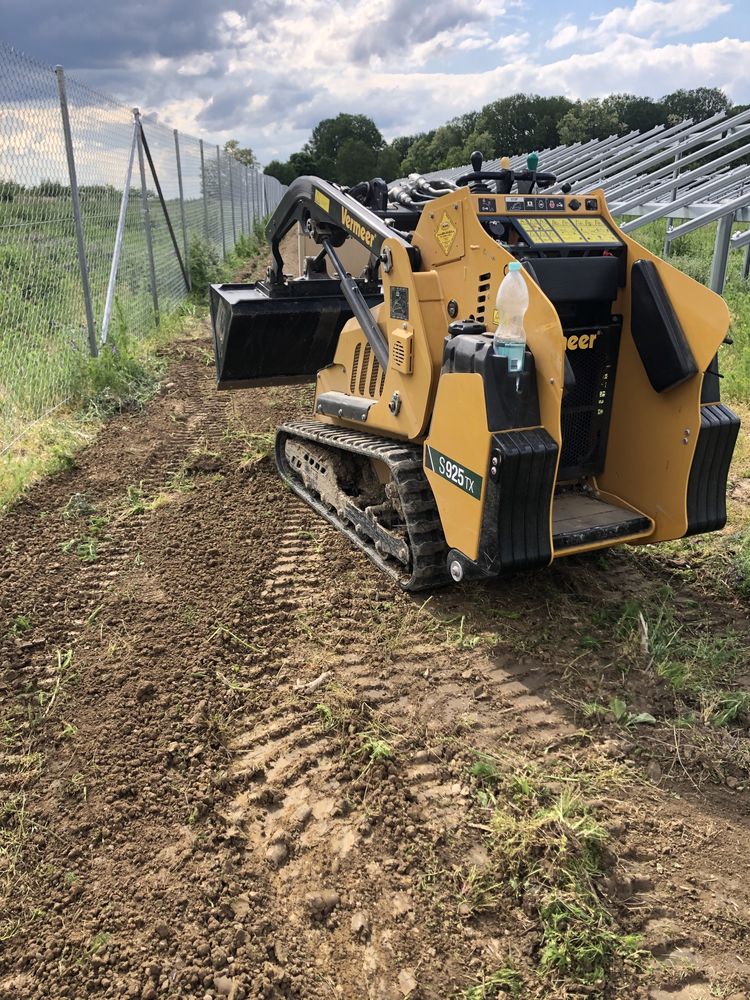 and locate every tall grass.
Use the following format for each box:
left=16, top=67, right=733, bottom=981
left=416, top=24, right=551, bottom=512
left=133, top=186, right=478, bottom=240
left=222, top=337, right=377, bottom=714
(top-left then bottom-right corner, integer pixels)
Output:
left=622, top=216, right=750, bottom=404
left=0, top=214, right=268, bottom=511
